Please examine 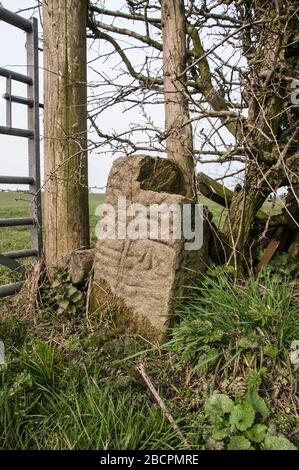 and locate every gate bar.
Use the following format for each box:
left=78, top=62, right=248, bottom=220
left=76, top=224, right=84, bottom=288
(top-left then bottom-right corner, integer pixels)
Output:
left=0, top=126, right=34, bottom=138
left=0, top=67, right=32, bottom=85
left=0, top=6, right=32, bottom=32
left=0, top=175, right=35, bottom=185
left=6, top=77, right=12, bottom=127
left=0, top=282, right=23, bottom=298
left=2, top=249, right=37, bottom=259
left=3, top=93, right=44, bottom=109
left=3, top=92, right=33, bottom=108
left=0, top=254, right=25, bottom=274
left=0, top=217, right=35, bottom=227
left=27, top=16, right=42, bottom=257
